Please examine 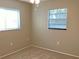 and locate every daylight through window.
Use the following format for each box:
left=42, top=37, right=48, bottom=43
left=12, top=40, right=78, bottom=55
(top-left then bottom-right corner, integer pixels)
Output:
left=0, top=8, right=20, bottom=31
left=48, top=8, right=67, bottom=30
